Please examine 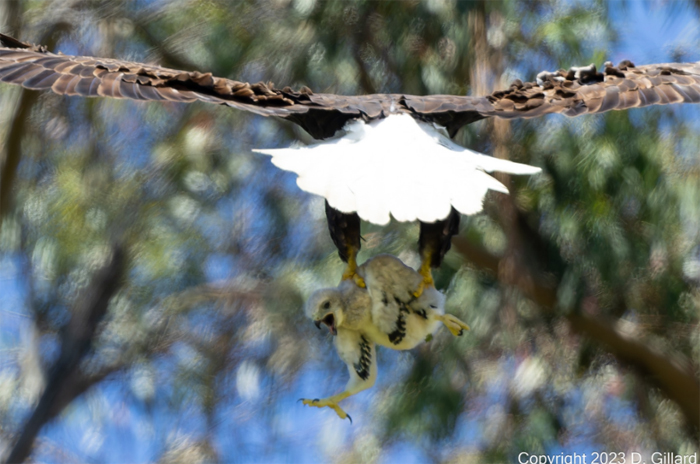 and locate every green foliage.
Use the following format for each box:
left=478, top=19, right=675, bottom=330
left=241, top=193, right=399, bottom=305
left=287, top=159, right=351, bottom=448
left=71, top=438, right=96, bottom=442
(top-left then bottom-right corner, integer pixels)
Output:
left=382, top=354, right=463, bottom=441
